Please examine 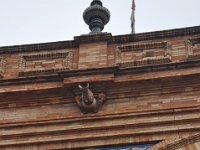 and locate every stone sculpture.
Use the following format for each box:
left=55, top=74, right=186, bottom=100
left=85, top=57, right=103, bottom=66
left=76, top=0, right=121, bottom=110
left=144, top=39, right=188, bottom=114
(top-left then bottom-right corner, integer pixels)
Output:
left=75, top=83, right=105, bottom=114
